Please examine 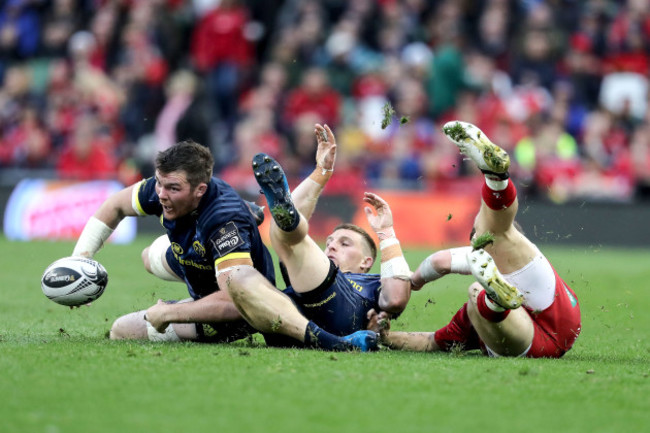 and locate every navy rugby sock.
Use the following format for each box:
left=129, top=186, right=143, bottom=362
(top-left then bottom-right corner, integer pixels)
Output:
left=304, top=321, right=349, bottom=351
